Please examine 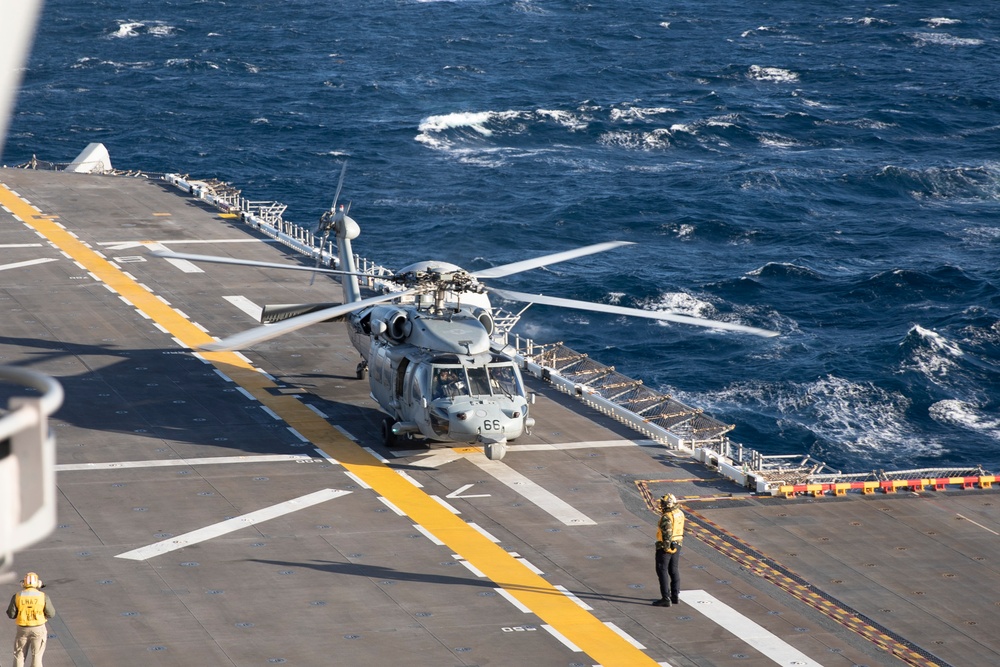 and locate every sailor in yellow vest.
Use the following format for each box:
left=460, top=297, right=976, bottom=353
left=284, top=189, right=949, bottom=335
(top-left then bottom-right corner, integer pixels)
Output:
left=653, top=494, right=685, bottom=607
left=6, top=572, right=54, bottom=667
